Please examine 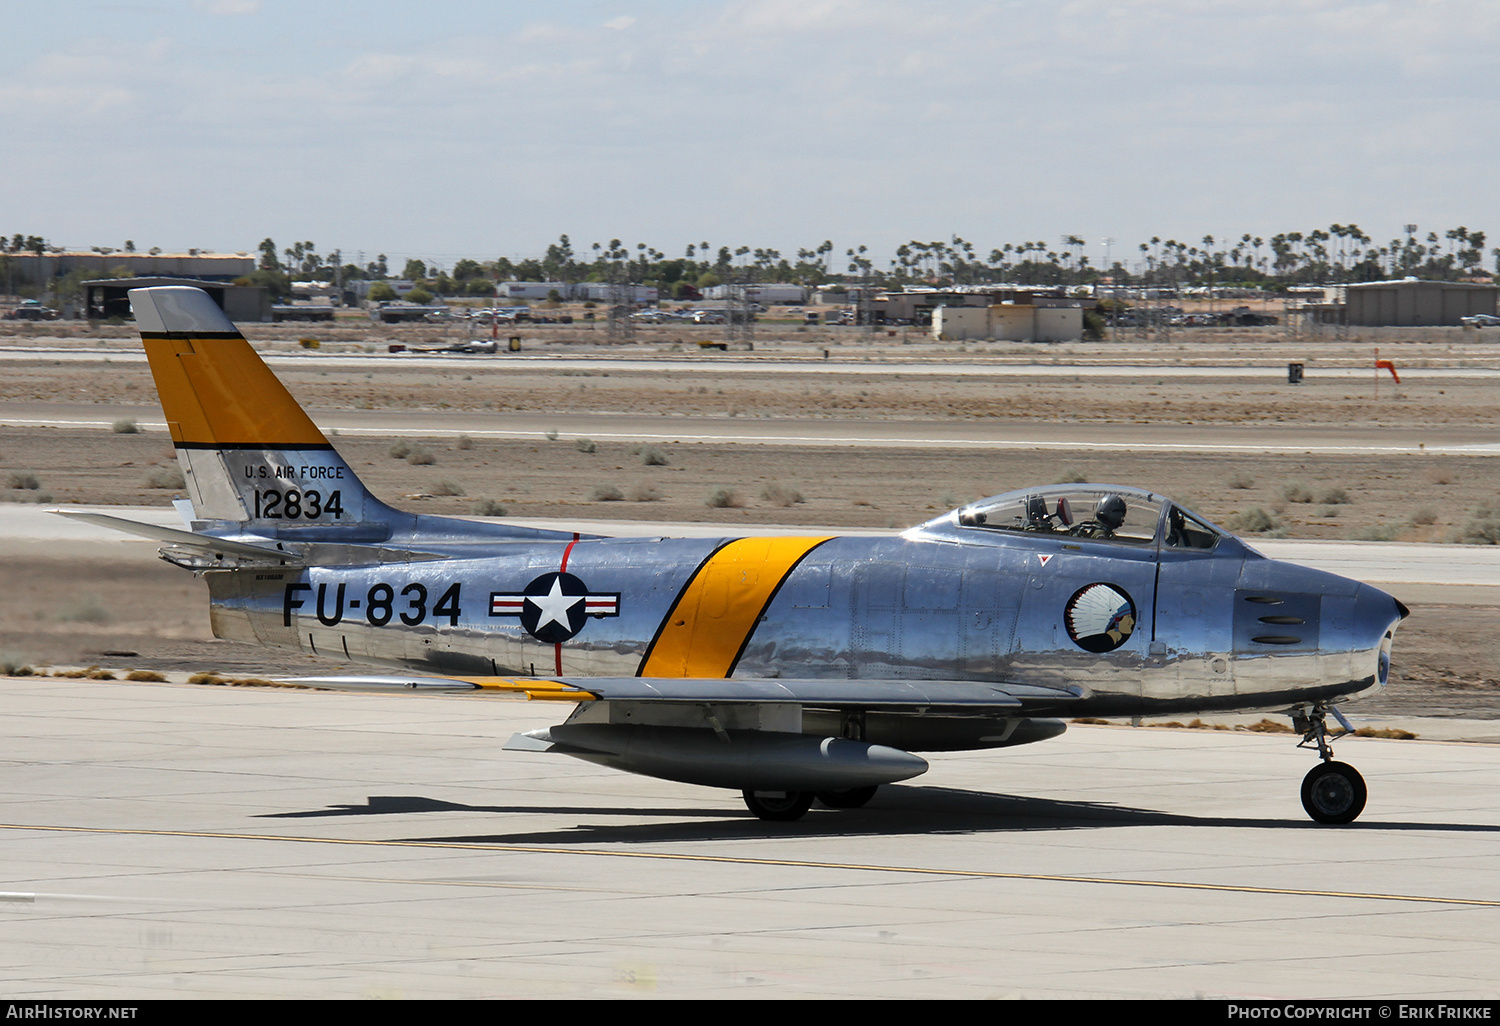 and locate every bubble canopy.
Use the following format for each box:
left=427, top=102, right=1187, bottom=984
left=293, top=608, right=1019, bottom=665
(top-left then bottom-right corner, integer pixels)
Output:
left=946, top=485, right=1221, bottom=550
